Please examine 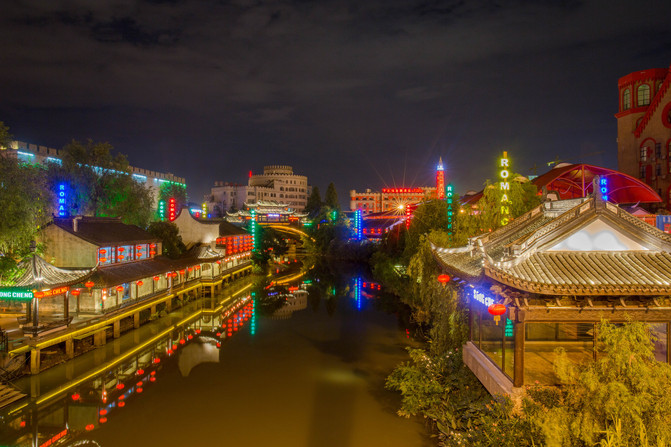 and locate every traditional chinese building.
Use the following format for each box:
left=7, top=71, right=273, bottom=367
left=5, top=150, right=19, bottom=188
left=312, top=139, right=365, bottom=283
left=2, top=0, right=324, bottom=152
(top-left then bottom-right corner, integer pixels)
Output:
left=432, top=187, right=671, bottom=397
left=225, top=200, right=308, bottom=225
